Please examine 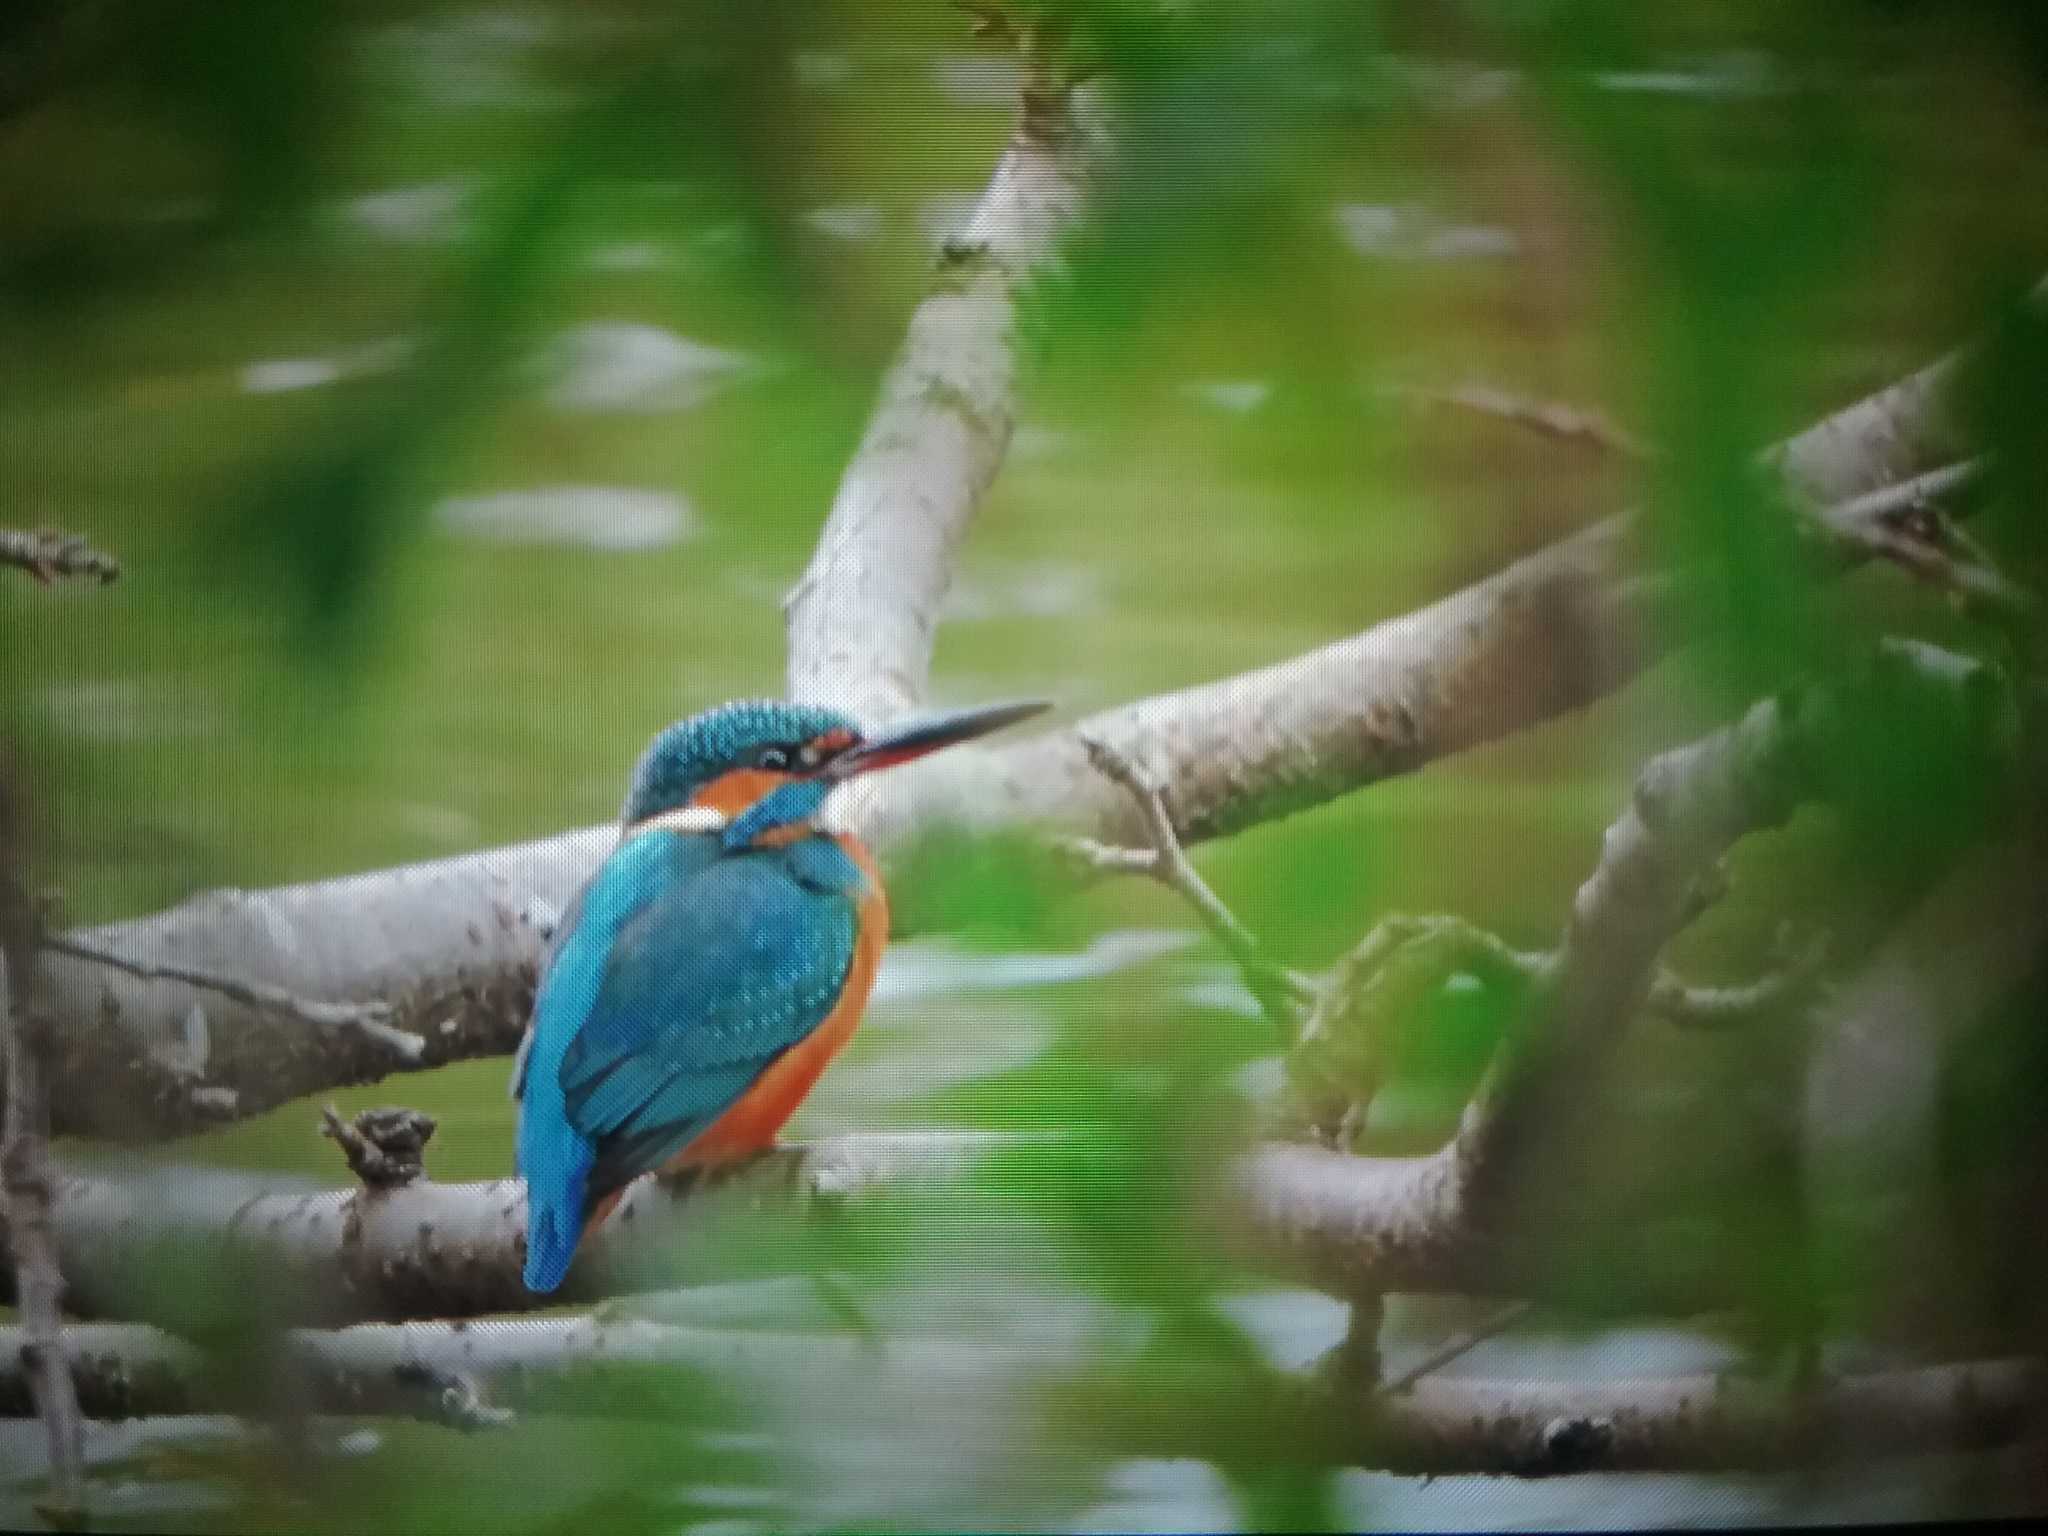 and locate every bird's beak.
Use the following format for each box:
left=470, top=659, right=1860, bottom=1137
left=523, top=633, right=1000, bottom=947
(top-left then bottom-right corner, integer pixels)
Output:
left=825, top=699, right=1050, bottom=779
